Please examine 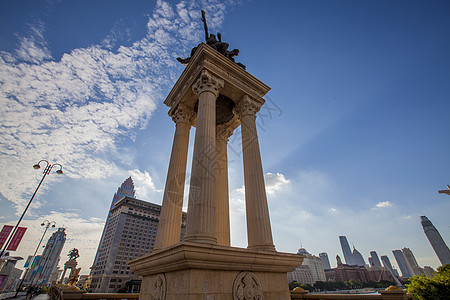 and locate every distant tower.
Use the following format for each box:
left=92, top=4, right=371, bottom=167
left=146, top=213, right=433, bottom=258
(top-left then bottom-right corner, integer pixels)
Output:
left=93, top=177, right=136, bottom=266
left=392, top=250, right=413, bottom=278
left=352, top=246, right=366, bottom=266
left=369, top=251, right=382, bottom=267
left=319, top=252, right=331, bottom=270
left=402, top=247, right=423, bottom=276
left=421, top=216, right=450, bottom=265
left=339, top=236, right=354, bottom=265
left=336, top=255, right=343, bottom=266
left=30, top=228, right=66, bottom=285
